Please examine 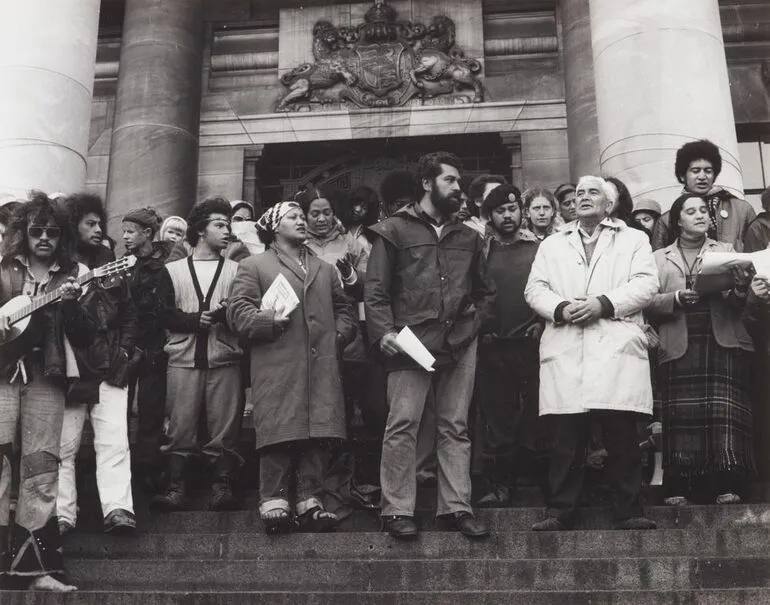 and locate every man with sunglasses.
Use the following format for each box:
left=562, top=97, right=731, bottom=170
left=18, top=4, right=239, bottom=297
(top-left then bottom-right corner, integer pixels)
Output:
left=152, top=198, right=244, bottom=511
left=0, top=192, right=95, bottom=592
